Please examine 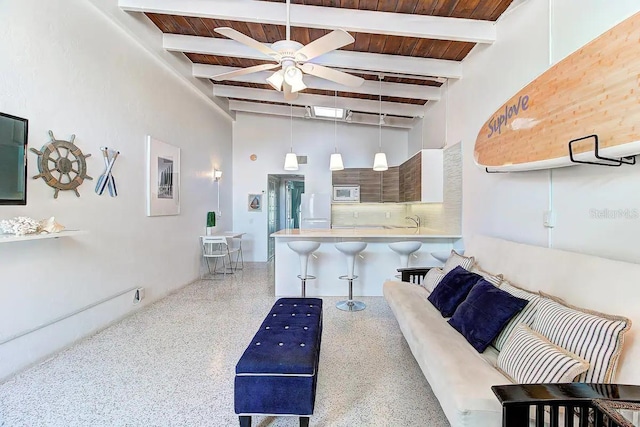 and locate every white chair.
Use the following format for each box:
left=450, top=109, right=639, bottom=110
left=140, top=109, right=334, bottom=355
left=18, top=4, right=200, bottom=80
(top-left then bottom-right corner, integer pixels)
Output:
left=335, top=242, right=367, bottom=312
left=287, top=241, right=321, bottom=297
left=201, top=236, right=233, bottom=278
left=226, top=235, right=244, bottom=271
